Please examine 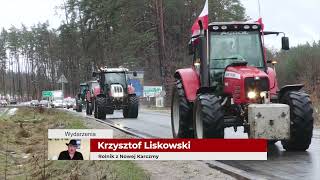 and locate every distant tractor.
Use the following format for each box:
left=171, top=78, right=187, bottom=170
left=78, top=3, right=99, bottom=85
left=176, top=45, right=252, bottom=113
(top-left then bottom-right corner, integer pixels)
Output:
left=92, top=67, right=139, bottom=119
left=171, top=21, right=314, bottom=151
left=75, top=83, right=88, bottom=112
